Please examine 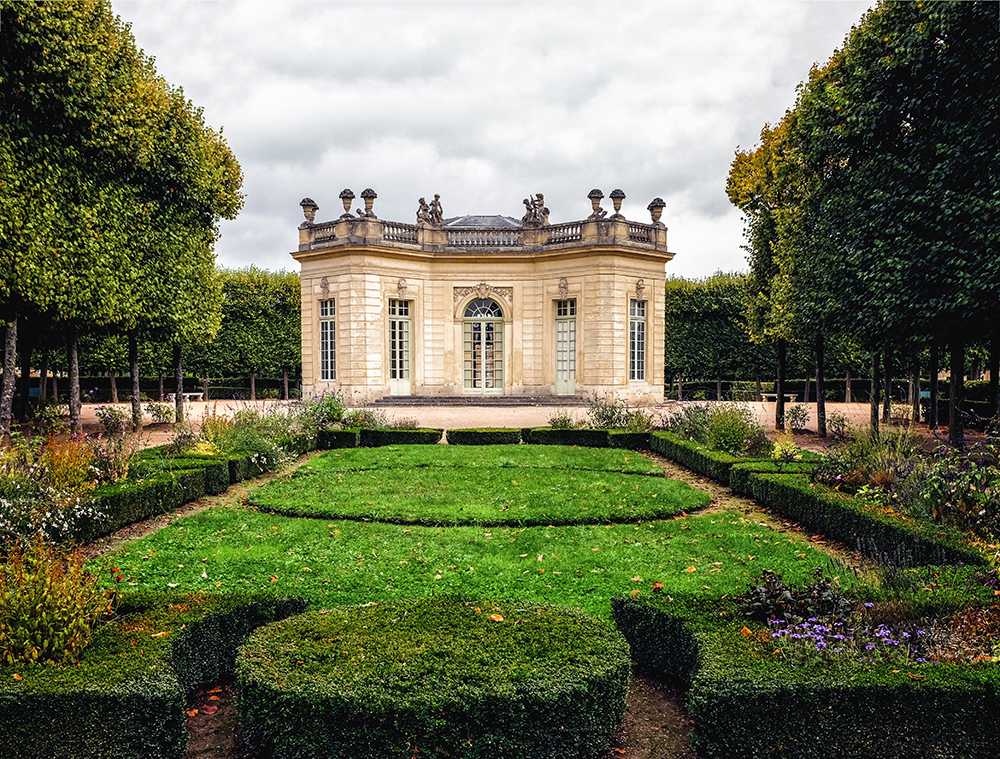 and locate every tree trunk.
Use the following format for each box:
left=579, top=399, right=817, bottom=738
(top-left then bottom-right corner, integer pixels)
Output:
left=677, top=376, right=683, bottom=401
left=158, top=372, right=164, bottom=401
left=882, top=346, right=892, bottom=423
left=845, top=368, right=852, bottom=403
left=755, top=372, right=762, bottom=402
left=174, top=343, right=184, bottom=424
left=989, top=332, right=999, bottom=421
left=929, top=343, right=939, bottom=430
left=129, top=332, right=142, bottom=431
left=18, top=327, right=32, bottom=422
left=949, top=334, right=965, bottom=450
left=910, top=352, right=920, bottom=426
left=283, top=368, right=289, bottom=401
left=870, top=351, right=880, bottom=437
left=716, top=373, right=722, bottom=402
left=250, top=371, right=256, bottom=401
left=68, top=332, right=81, bottom=429
left=0, top=320, right=17, bottom=439
left=816, top=332, right=826, bottom=437
left=203, top=375, right=209, bottom=403
left=52, top=373, right=59, bottom=401
left=39, top=349, right=49, bottom=402
left=775, top=338, right=786, bottom=431
left=804, top=371, right=811, bottom=404
left=109, top=369, right=118, bottom=404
